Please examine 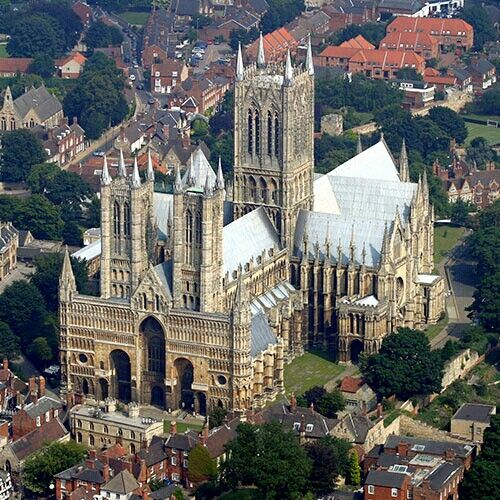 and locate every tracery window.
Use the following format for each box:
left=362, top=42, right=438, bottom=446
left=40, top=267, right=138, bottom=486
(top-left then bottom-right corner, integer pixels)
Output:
left=123, top=202, right=131, bottom=237
left=247, top=109, right=253, bottom=155
left=148, top=336, right=165, bottom=374
left=113, top=201, right=121, bottom=236
left=267, top=111, right=273, bottom=156
left=274, top=114, right=279, bottom=157
left=255, top=110, right=260, bottom=156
